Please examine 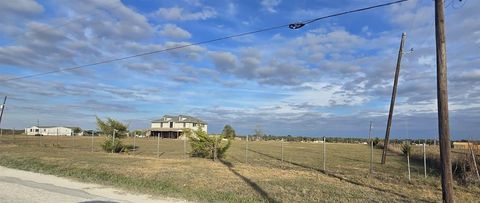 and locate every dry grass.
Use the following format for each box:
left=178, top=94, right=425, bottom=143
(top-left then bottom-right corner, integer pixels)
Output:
left=388, top=143, right=480, bottom=186
left=0, top=135, right=479, bottom=202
